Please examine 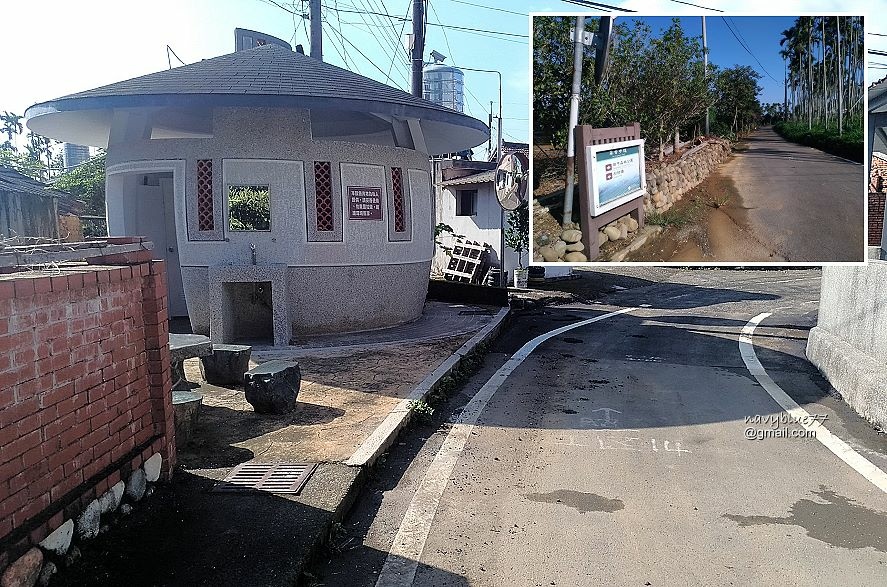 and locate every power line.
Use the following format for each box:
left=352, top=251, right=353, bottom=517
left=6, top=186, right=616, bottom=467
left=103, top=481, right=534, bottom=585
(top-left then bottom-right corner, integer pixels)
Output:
left=323, top=14, right=399, bottom=80
left=449, top=0, right=527, bottom=17
left=350, top=0, right=410, bottom=77
left=427, top=0, right=487, bottom=121
left=721, top=17, right=780, bottom=83
left=386, top=0, right=412, bottom=85
left=560, top=0, right=635, bottom=11
left=321, top=3, right=529, bottom=39
left=669, top=0, right=722, bottom=11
